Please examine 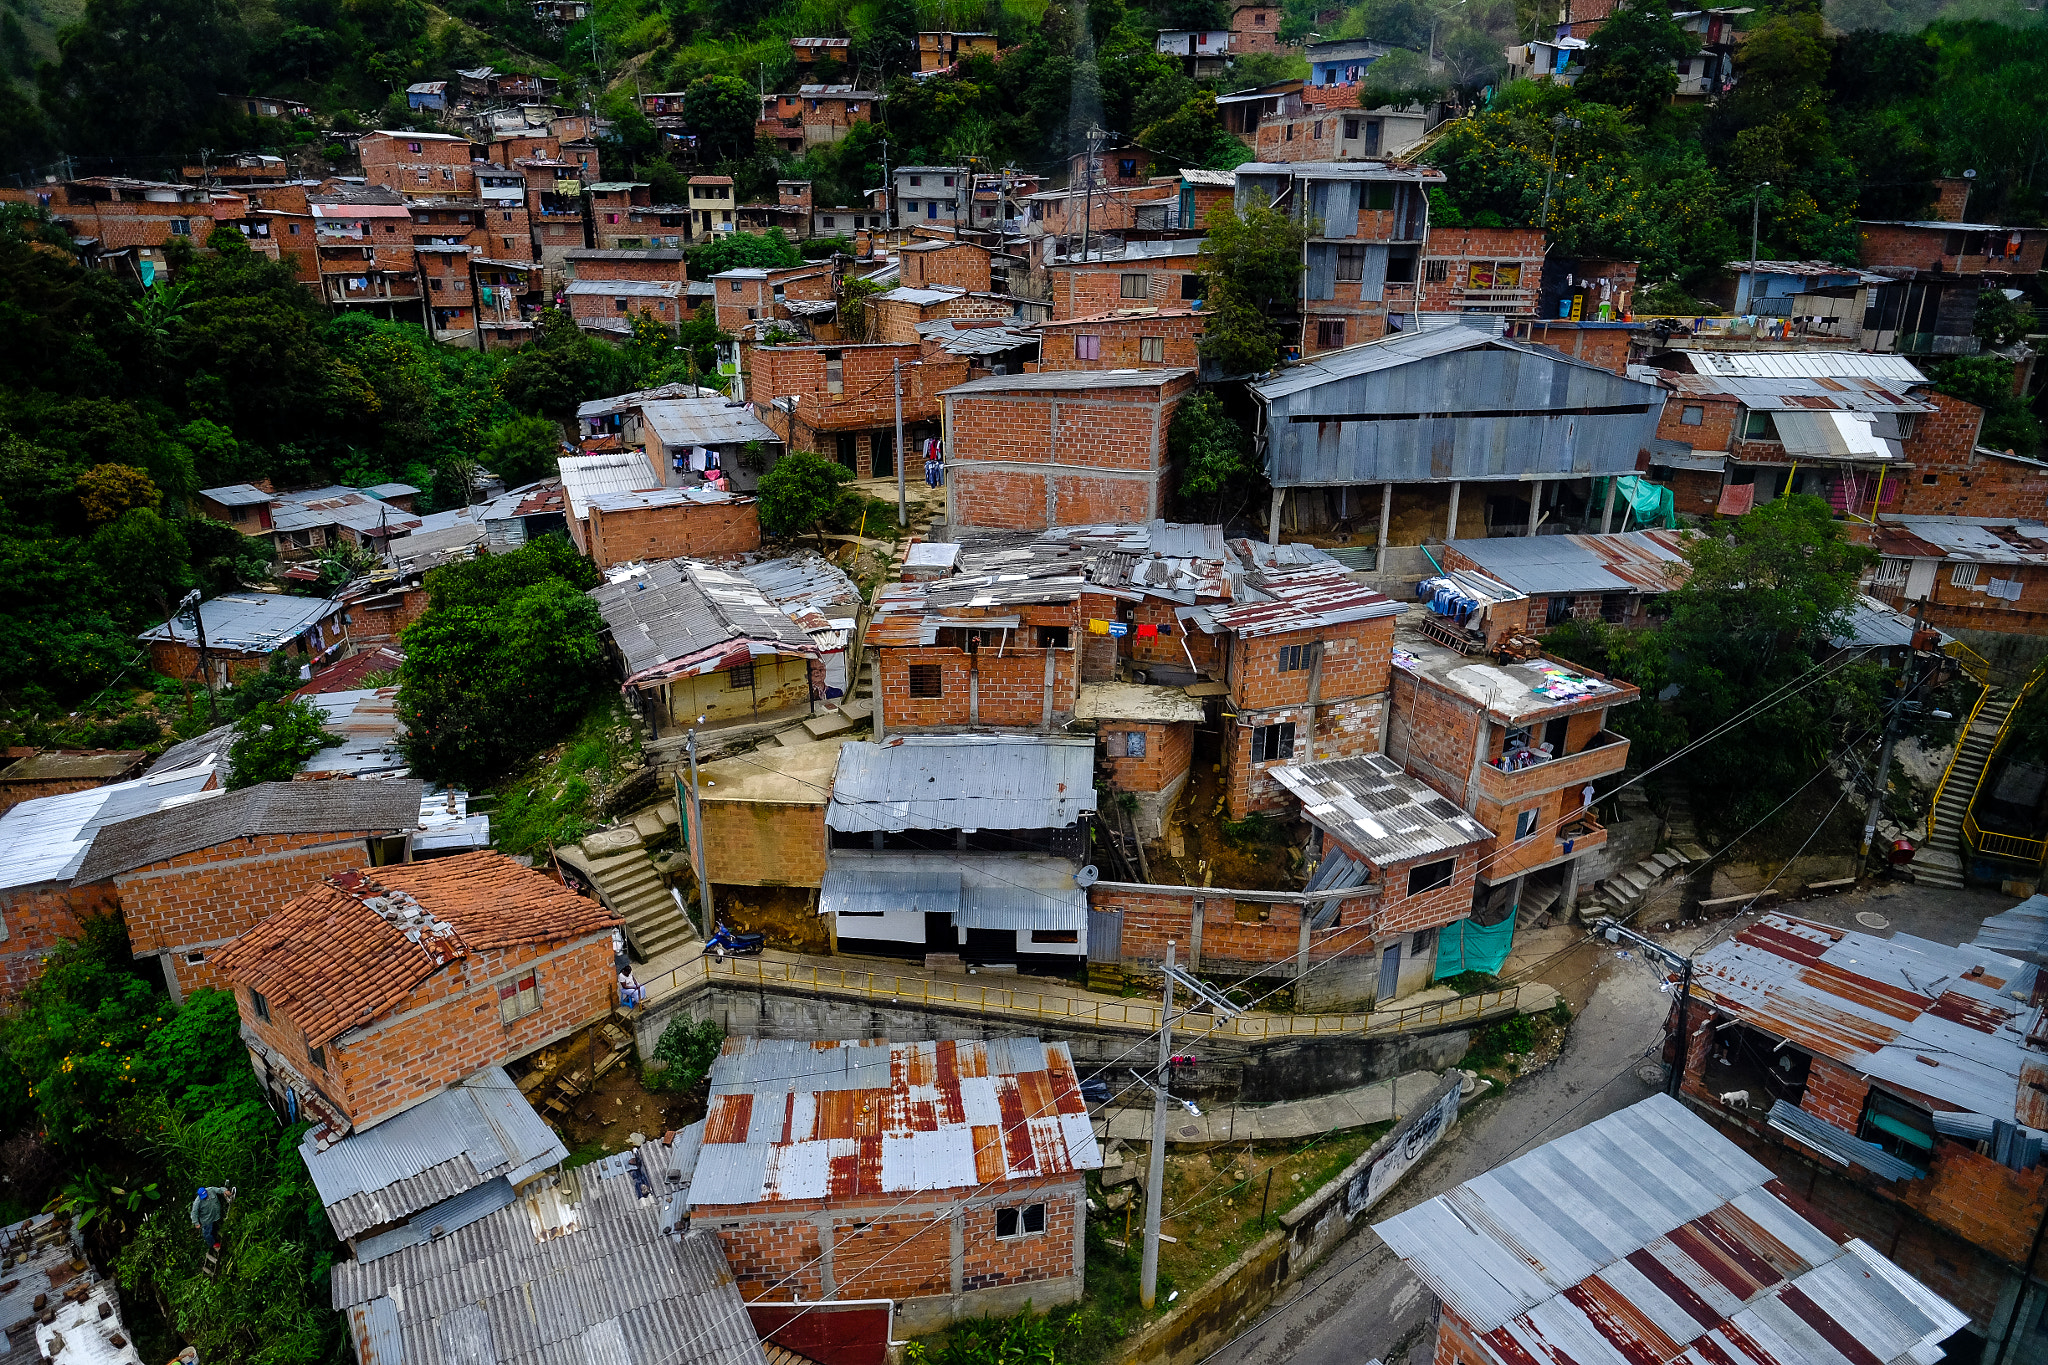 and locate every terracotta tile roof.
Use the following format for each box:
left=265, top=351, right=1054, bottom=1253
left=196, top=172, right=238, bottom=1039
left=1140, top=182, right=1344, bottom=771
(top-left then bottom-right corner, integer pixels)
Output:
left=295, top=644, right=404, bottom=697
left=213, top=851, right=618, bottom=1044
